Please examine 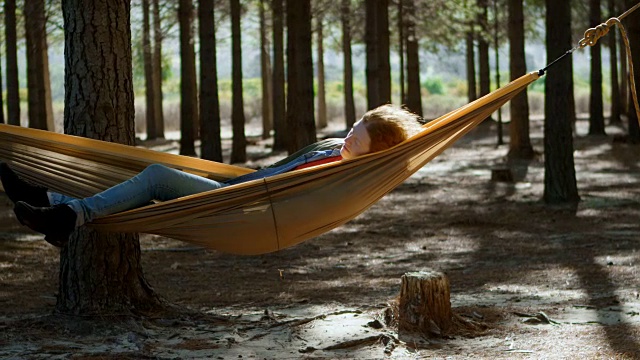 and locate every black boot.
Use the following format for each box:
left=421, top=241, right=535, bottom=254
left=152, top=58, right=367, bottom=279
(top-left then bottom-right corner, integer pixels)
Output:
left=14, top=201, right=77, bottom=247
left=0, top=163, right=49, bottom=207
